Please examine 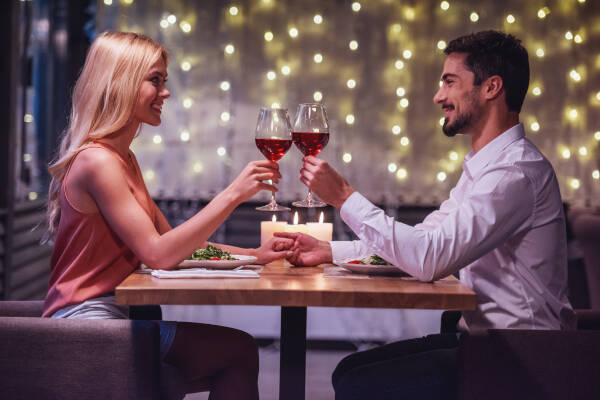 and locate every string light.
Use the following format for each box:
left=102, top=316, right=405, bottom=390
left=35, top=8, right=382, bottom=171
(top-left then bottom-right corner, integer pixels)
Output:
left=449, top=151, right=459, bottom=161
left=346, top=114, right=355, bottom=125
left=281, top=65, right=291, bottom=75
left=220, top=81, right=230, bottom=91
left=391, top=24, right=402, bottom=33
left=440, top=1, right=450, bottom=11
left=565, top=31, right=573, bottom=40
left=470, top=12, right=479, bottom=22
left=352, top=2, right=361, bottom=12
left=104, top=0, right=113, bottom=5
left=532, top=86, right=542, bottom=96
left=180, top=130, right=190, bottom=142
left=343, top=153, right=352, bottom=163
left=193, top=162, right=203, bottom=174
left=349, top=40, right=359, bottom=51
left=271, top=102, right=281, bottom=108
left=313, top=14, right=323, bottom=24
left=400, top=136, right=410, bottom=146
left=289, top=27, right=298, bottom=38
left=23, top=153, right=32, bottom=162
left=578, top=146, right=588, bottom=156
left=229, top=6, right=239, bottom=16
left=439, top=117, right=445, bottom=126
left=399, top=98, right=409, bottom=108
left=535, top=48, right=544, bottom=58
left=180, top=61, right=191, bottom=71
left=179, top=21, right=192, bottom=33
left=506, top=14, right=515, bottom=24
left=217, top=147, right=227, bottom=157
left=396, top=87, right=405, bottom=97
left=574, top=34, right=583, bottom=44
left=531, top=121, right=540, bottom=132
left=266, top=71, right=276, bottom=80
left=392, top=125, right=402, bottom=135
left=569, top=178, right=580, bottom=190
left=595, top=131, right=600, bottom=141
left=167, top=14, right=176, bottom=24
left=314, top=53, right=323, bottom=63
left=596, top=91, right=600, bottom=101
left=264, top=31, right=273, bottom=41
left=347, top=79, right=356, bottom=89
left=220, top=111, right=230, bottom=122
left=313, top=91, right=323, bottom=101
left=396, top=168, right=407, bottom=180
left=28, top=192, right=38, bottom=201
left=402, top=50, right=412, bottom=59
left=144, top=170, right=155, bottom=181
left=437, top=172, right=447, bottom=182
left=561, top=148, right=571, bottom=159
left=152, top=134, right=162, bottom=144
left=160, top=19, right=169, bottom=29
left=224, top=44, right=235, bottom=54
left=437, top=40, right=446, bottom=50
left=593, top=170, right=599, bottom=180
left=567, top=108, right=578, bottom=121
left=388, top=163, right=397, bottom=173
left=394, top=60, right=405, bottom=70
left=537, top=7, right=549, bottom=19
left=403, top=7, right=415, bottom=20
left=569, top=69, right=581, bottom=82
left=182, top=98, right=193, bottom=108
left=24, top=114, right=33, bottom=123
